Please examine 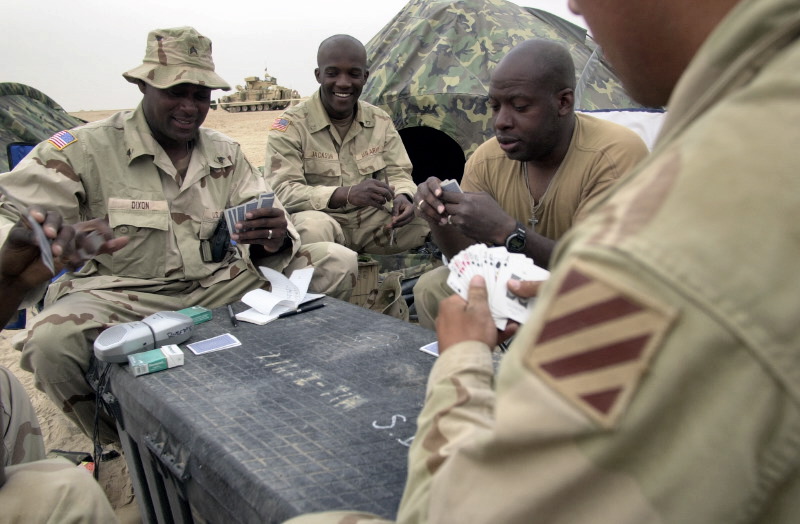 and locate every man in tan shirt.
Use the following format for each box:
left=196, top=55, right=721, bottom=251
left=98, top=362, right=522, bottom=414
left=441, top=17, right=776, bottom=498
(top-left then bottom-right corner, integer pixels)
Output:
left=413, top=39, right=648, bottom=330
